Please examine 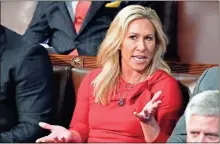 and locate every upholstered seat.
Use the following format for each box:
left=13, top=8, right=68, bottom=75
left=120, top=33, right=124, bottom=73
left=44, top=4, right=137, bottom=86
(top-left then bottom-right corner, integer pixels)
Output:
left=52, top=66, right=75, bottom=128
